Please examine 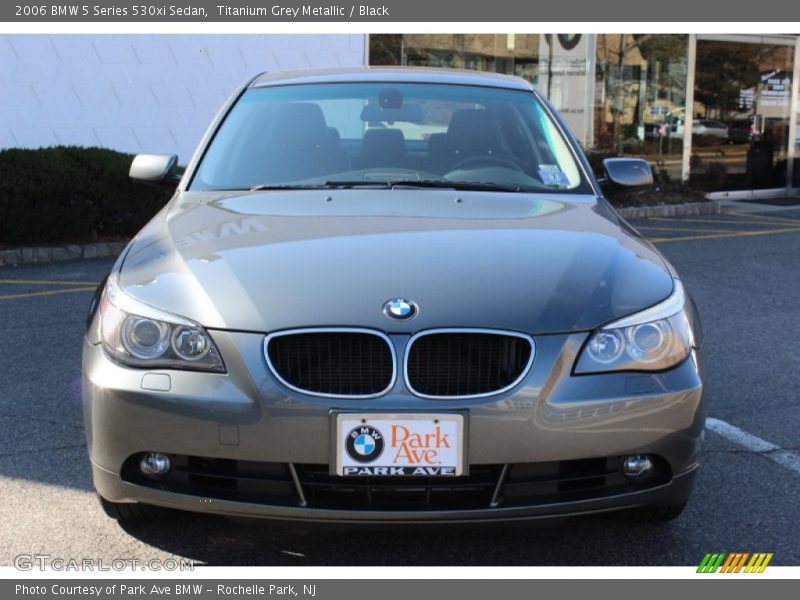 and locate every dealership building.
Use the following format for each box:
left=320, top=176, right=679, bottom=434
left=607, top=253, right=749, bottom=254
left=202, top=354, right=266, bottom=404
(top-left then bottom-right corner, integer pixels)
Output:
left=1, top=33, right=798, bottom=198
